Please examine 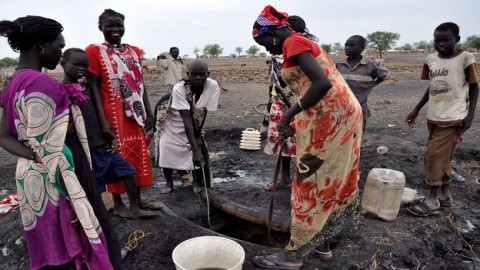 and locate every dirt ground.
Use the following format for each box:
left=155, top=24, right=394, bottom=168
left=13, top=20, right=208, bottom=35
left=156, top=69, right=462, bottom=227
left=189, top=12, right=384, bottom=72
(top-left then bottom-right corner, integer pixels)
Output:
left=1, top=55, right=480, bottom=270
